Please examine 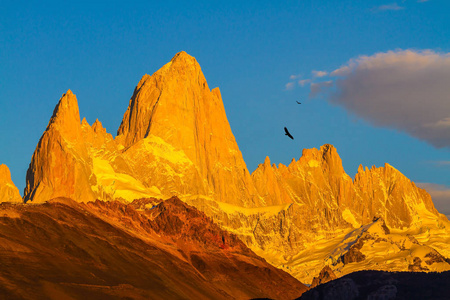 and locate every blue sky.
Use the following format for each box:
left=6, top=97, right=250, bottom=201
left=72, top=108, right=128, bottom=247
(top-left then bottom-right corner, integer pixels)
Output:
left=1, top=1, right=449, bottom=211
